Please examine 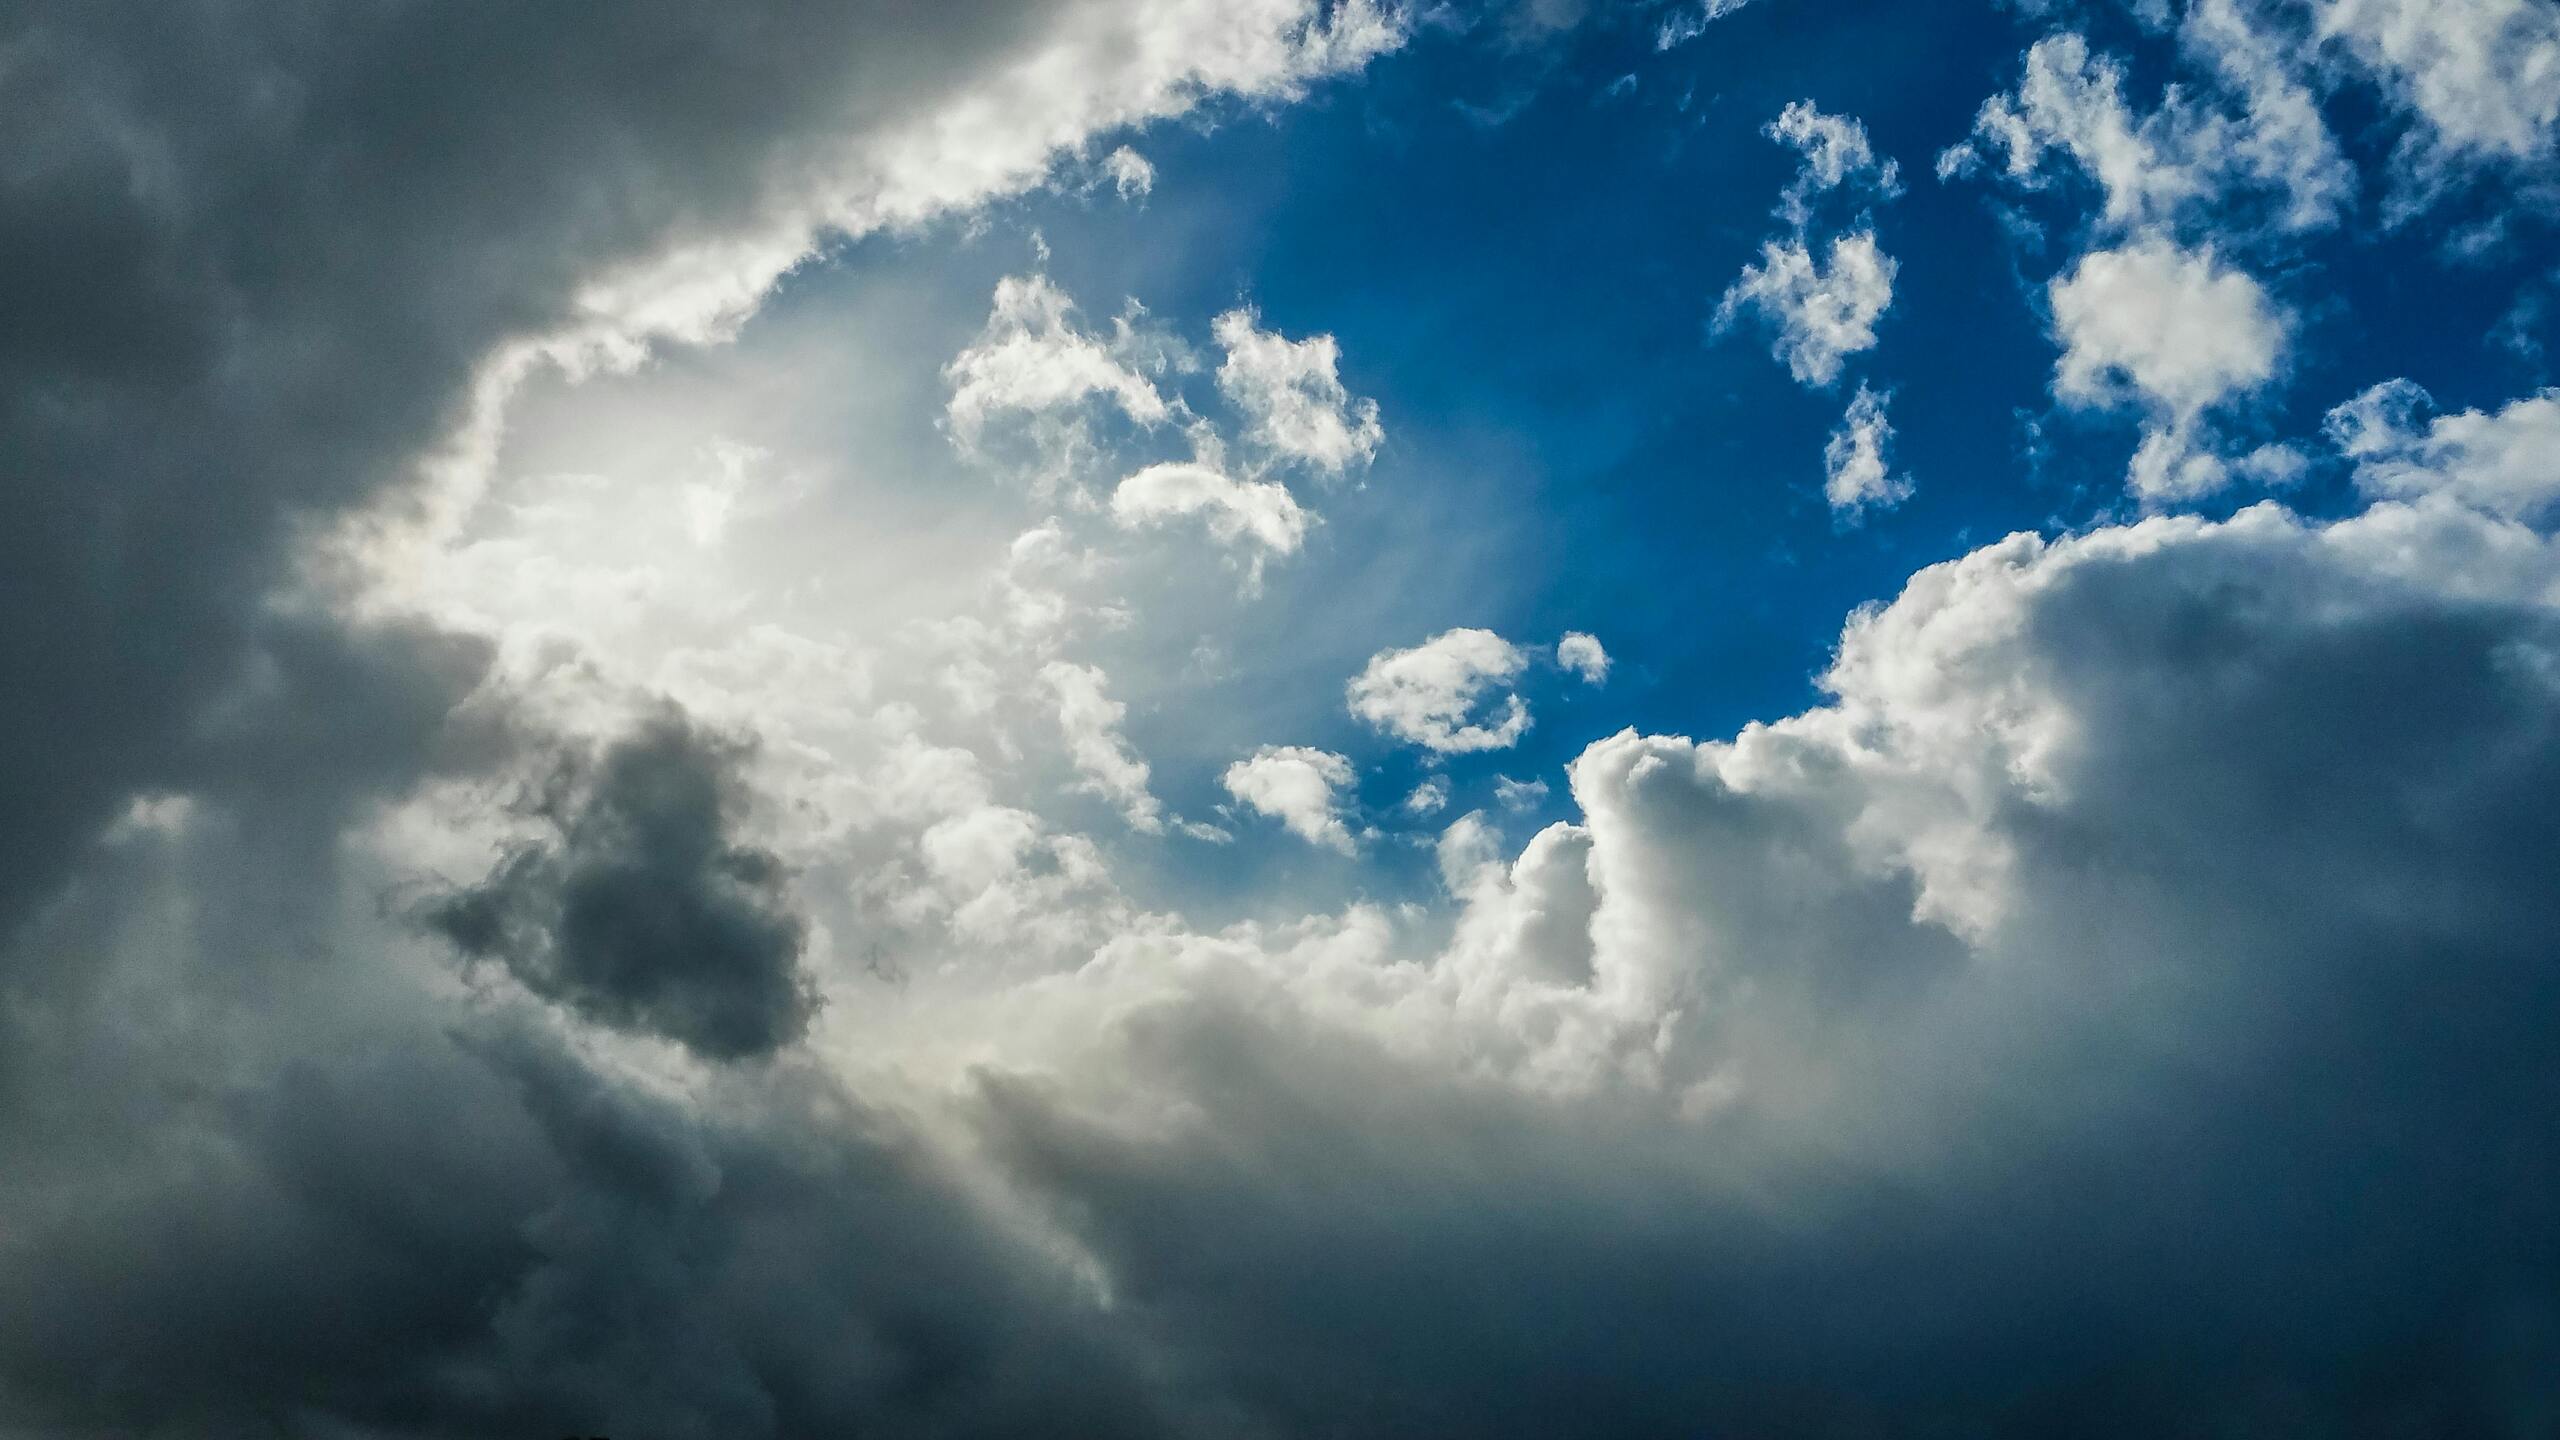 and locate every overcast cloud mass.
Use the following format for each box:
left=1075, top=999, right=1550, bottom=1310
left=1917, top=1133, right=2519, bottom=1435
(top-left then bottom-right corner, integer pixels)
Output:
left=3, top=1, right=2558, bottom=1436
